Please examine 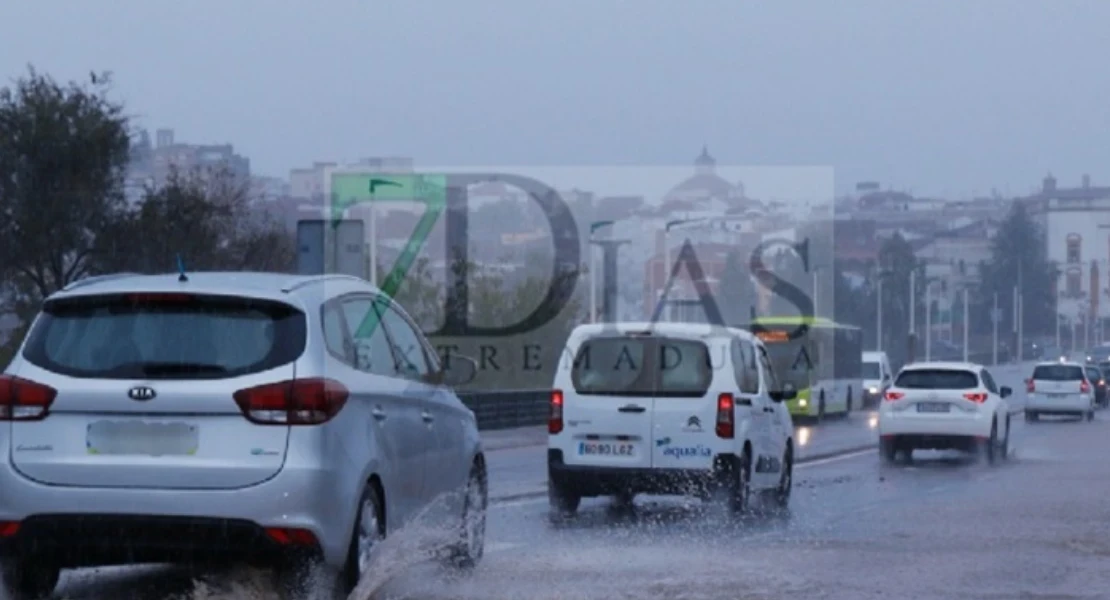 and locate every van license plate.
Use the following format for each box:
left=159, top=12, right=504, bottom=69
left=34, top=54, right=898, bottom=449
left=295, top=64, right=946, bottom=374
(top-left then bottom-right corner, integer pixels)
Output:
left=86, top=421, right=199, bottom=456
left=578, top=442, right=635, bottom=457
left=916, top=402, right=949, bottom=413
